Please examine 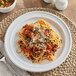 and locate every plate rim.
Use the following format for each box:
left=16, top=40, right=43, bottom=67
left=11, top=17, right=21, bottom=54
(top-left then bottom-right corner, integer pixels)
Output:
left=4, top=11, right=72, bottom=72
